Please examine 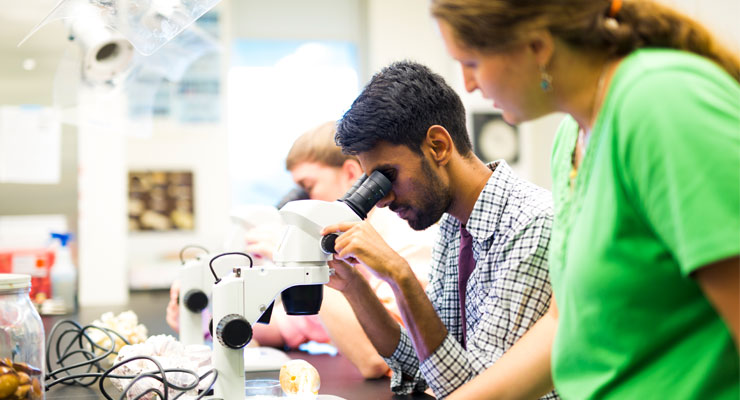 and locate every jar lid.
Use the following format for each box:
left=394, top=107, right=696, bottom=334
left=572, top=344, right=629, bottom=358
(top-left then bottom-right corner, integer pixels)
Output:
left=0, top=273, right=32, bottom=290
